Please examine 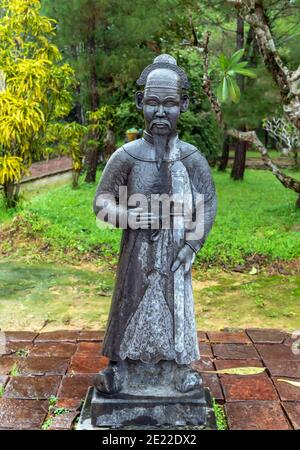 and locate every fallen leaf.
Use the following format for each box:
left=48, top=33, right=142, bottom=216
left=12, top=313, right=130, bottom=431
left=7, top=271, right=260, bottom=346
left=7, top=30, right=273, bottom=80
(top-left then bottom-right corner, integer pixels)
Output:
left=277, top=379, right=300, bottom=388
left=249, top=266, right=258, bottom=275
left=201, top=367, right=266, bottom=375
